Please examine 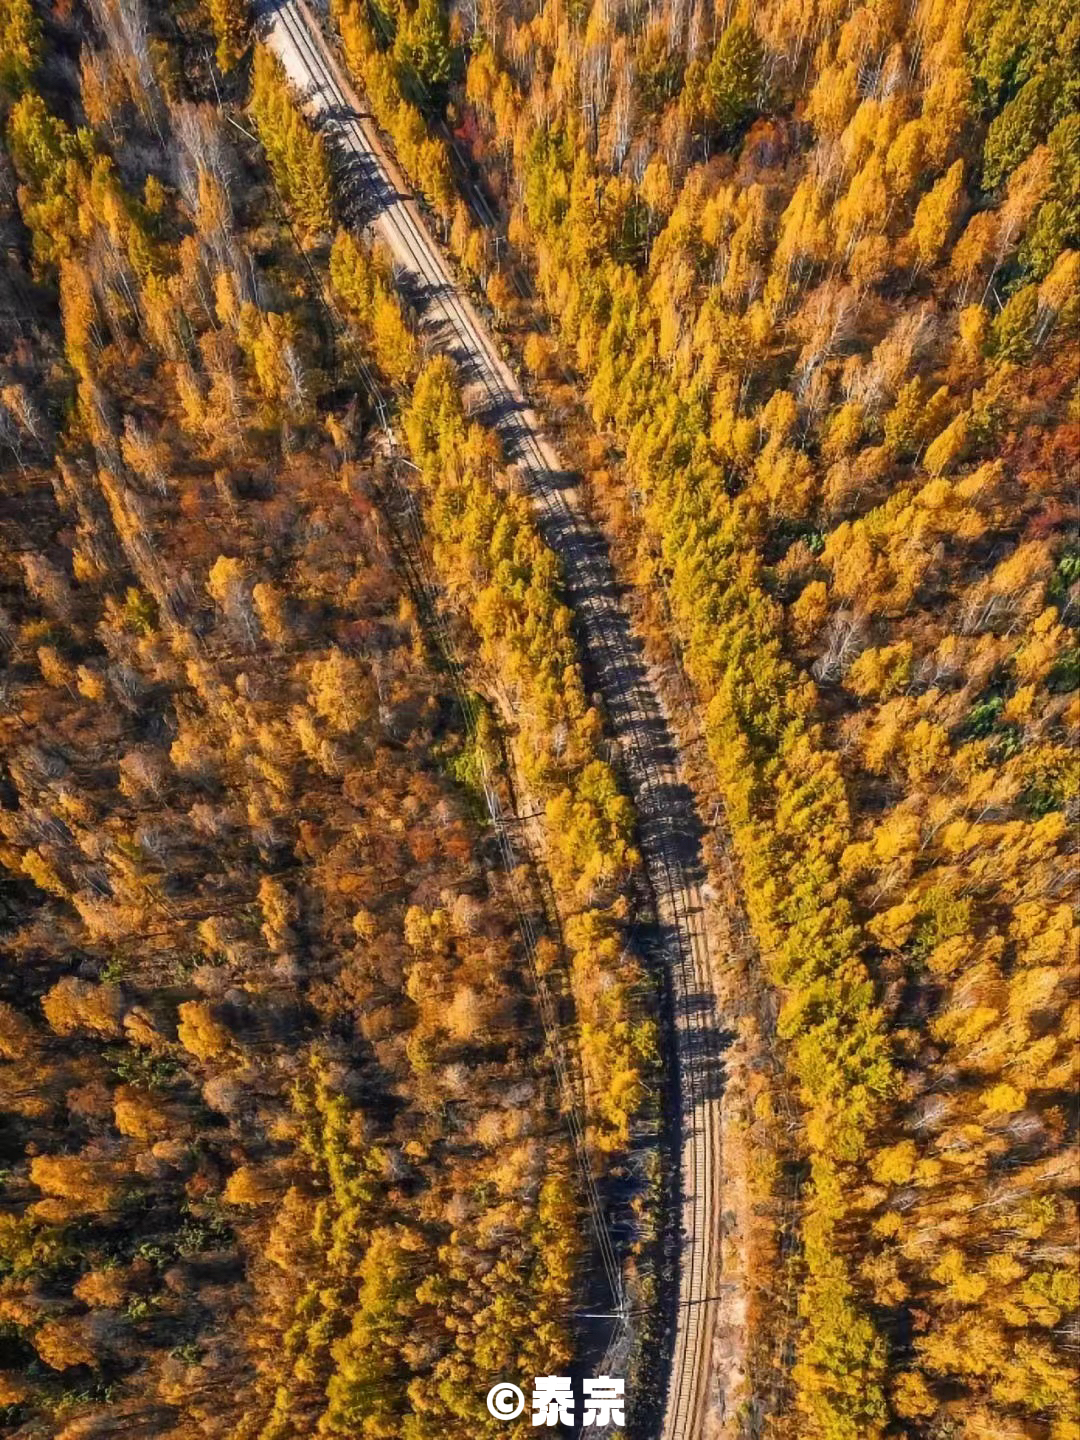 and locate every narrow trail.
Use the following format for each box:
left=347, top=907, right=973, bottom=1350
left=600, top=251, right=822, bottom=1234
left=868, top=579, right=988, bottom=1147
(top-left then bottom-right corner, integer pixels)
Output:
left=259, top=5, right=728, bottom=1433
